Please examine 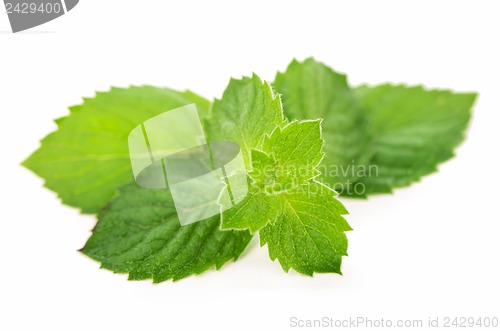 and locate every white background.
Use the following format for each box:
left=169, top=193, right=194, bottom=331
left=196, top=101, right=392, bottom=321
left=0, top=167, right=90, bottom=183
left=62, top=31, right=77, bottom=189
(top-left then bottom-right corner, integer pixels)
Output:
left=1, top=1, right=499, bottom=330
